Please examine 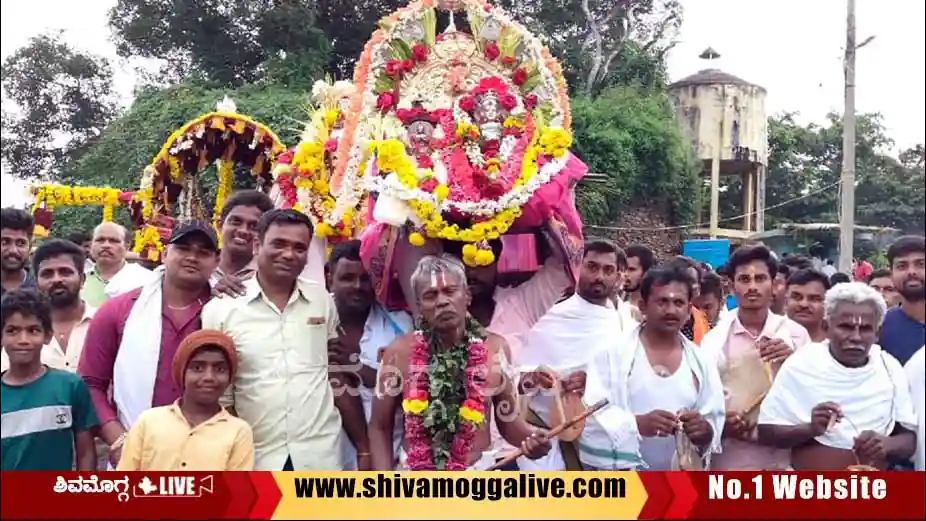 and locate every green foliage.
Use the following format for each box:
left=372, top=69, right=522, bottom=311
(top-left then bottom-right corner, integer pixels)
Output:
left=571, top=87, right=700, bottom=225
left=1, top=32, right=117, bottom=181
left=720, top=113, right=925, bottom=235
